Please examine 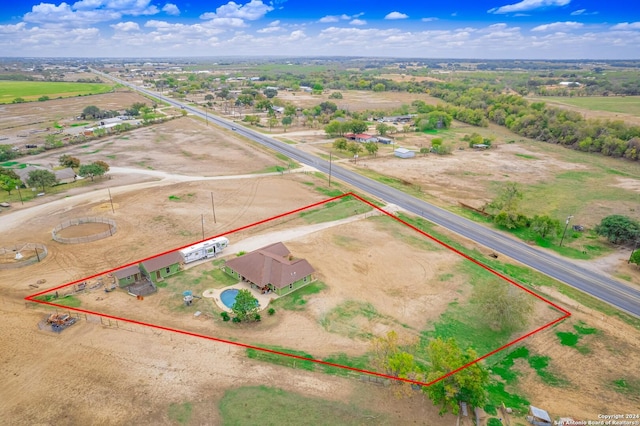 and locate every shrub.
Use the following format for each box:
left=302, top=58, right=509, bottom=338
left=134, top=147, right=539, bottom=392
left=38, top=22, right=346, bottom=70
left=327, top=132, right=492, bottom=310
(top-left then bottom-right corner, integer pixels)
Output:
left=254, top=313, right=261, bottom=322
left=221, top=312, right=230, bottom=322
left=268, top=308, right=276, bottom=316
left=232, top=316, right=241, bottom=323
